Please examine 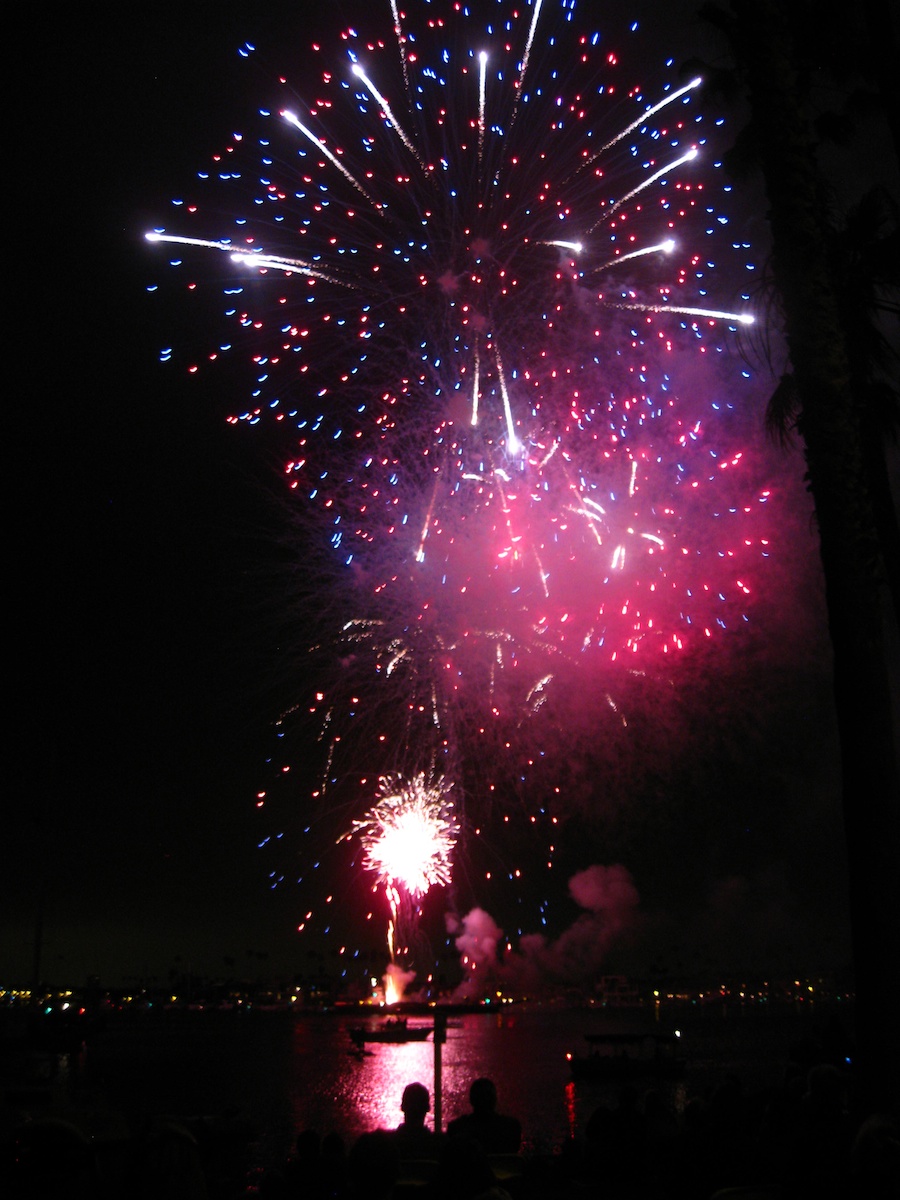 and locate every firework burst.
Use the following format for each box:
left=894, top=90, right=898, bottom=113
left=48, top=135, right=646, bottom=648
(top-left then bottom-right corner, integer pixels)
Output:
left=147, top=1, right=770, bottom=967
left=348, top=772, right=457, bottom=977
left=146, top=1, right=760, bottom=675
left=352, top=773, right=458, bottom=900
